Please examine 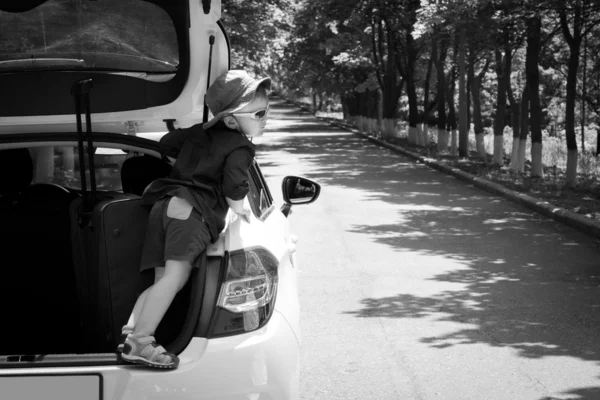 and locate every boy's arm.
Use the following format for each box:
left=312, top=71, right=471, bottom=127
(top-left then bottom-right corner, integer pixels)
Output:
left=222, top=147, right=254, bottom=222
left=226, top=197, right=251, bottom=222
